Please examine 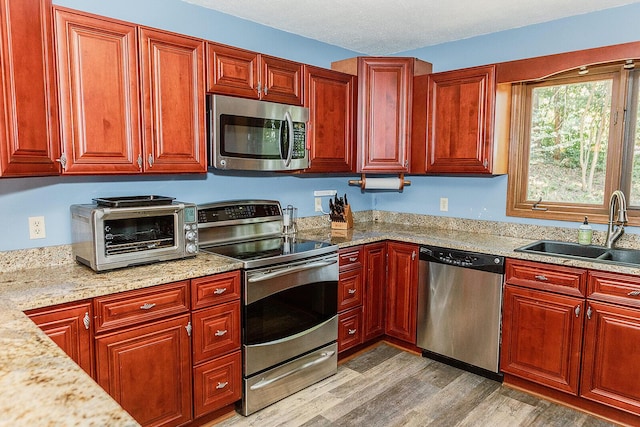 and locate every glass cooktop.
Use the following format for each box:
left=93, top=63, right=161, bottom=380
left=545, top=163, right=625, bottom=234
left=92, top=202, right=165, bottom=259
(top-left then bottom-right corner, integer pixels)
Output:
left=200, top=236, right=337, bottom=269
